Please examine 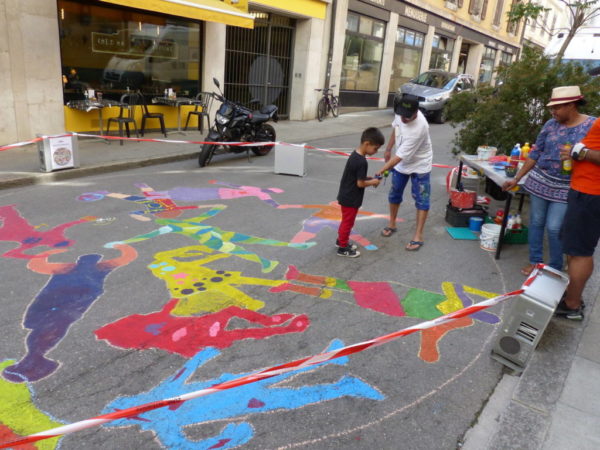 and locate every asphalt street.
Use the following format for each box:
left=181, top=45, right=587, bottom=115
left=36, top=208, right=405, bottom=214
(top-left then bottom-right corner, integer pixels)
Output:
left=0, top=122, right=538, bottom=449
